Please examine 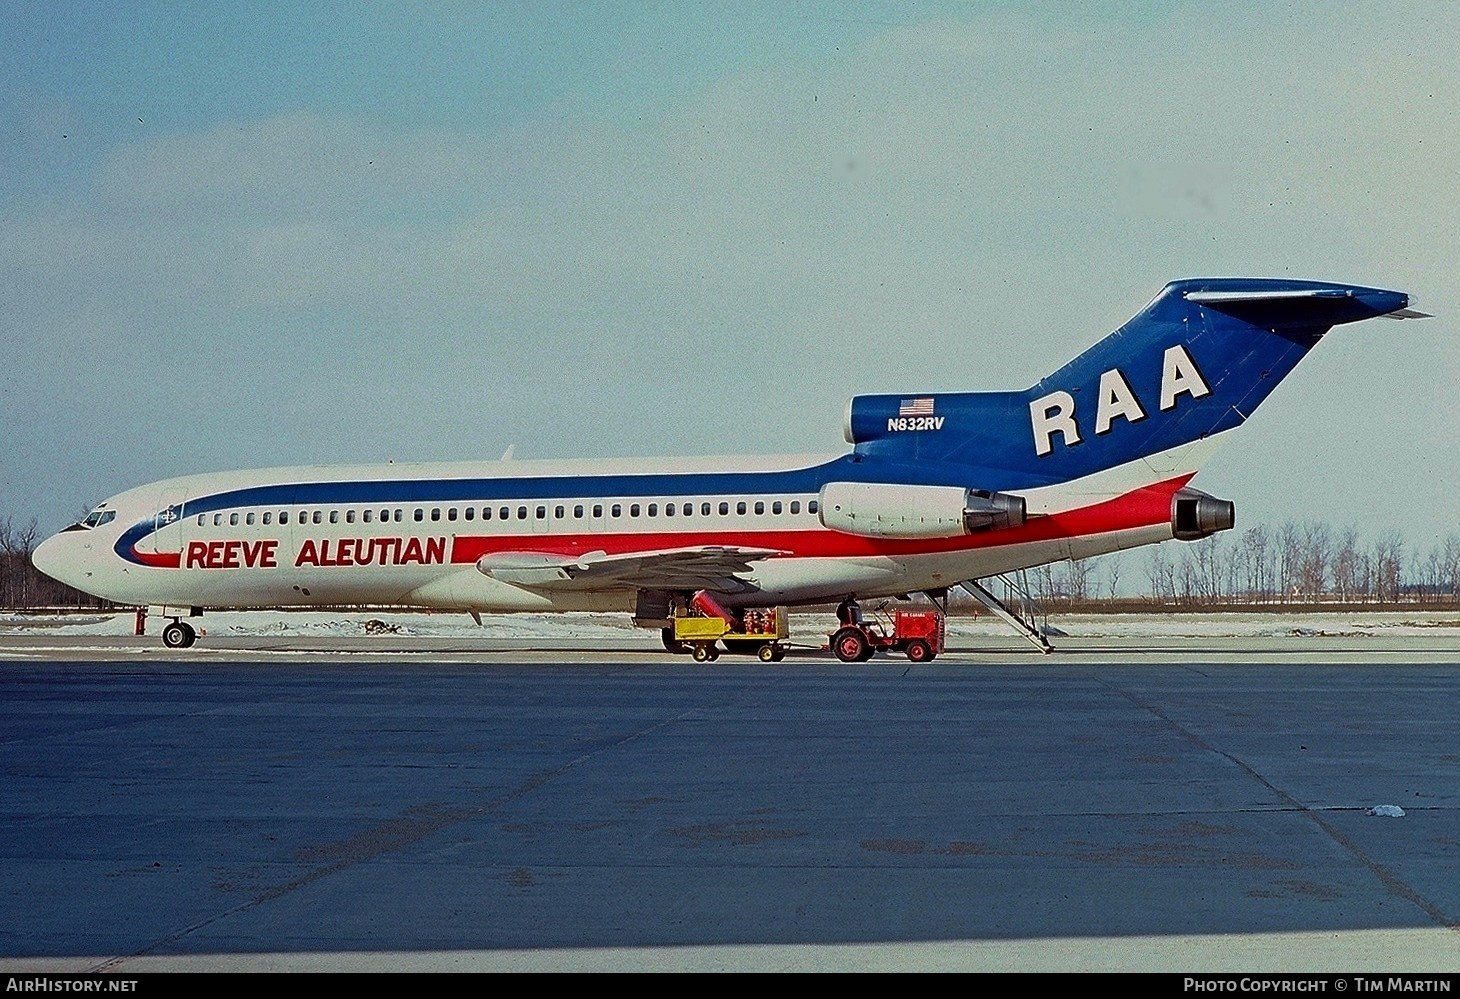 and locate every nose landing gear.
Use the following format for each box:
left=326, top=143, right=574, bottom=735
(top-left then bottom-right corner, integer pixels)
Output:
left=160, top=619, right=198, bottom=649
